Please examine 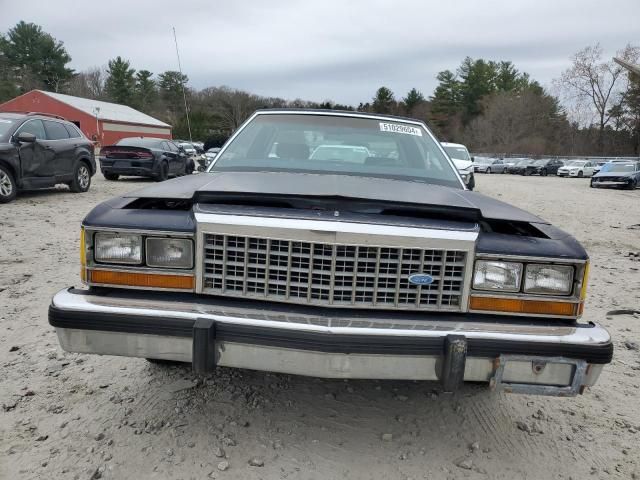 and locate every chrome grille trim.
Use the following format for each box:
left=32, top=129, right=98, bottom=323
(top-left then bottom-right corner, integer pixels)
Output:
left=202, top=234, right=470, bottom=312
left=195, top=213, right=478, bottom=312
